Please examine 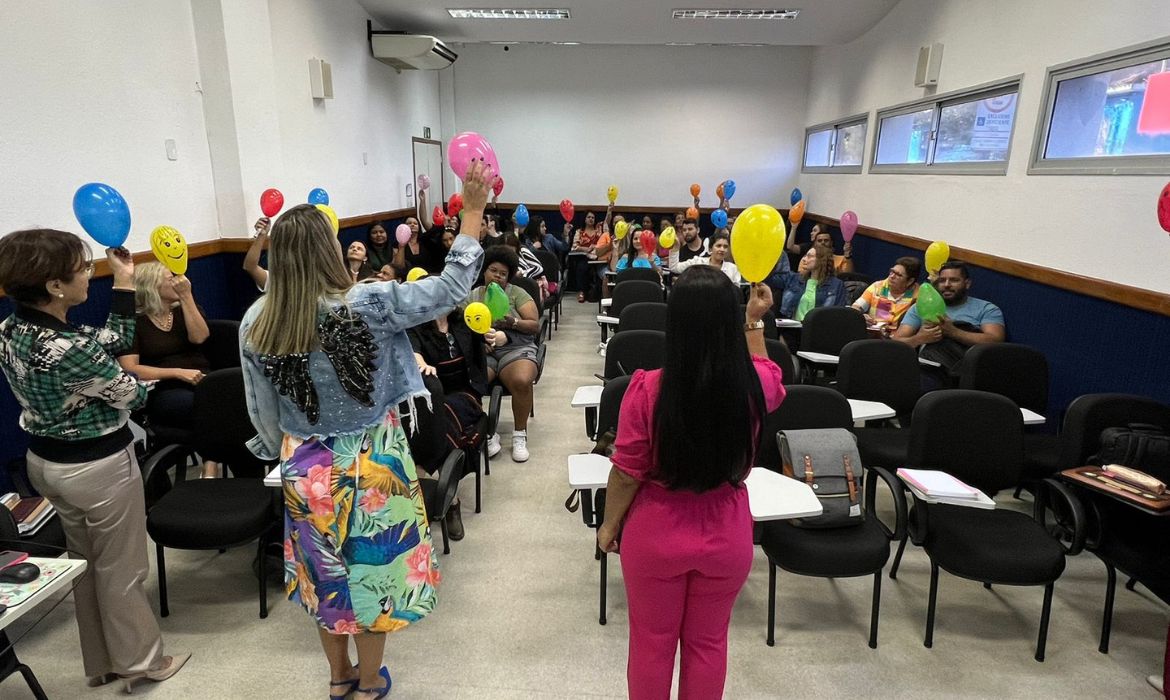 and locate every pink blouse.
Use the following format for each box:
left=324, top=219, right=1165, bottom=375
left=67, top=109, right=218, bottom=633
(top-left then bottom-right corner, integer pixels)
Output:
left=611, top=356, right=786, bottom=485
